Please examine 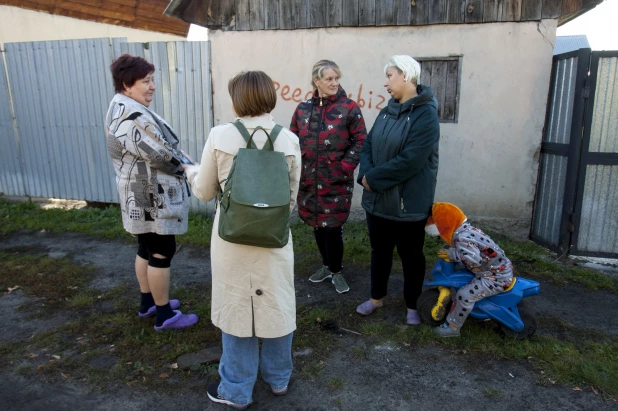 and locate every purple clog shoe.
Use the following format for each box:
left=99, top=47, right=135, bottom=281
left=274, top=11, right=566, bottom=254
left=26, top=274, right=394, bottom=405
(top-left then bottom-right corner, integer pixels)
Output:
left=154, top=310, right=199, bottom=332
left=356, top=300, right=383, bottom=316
left=407, top=309, right=421, bottom=325
left=138, top=299, right=181, bottom=318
